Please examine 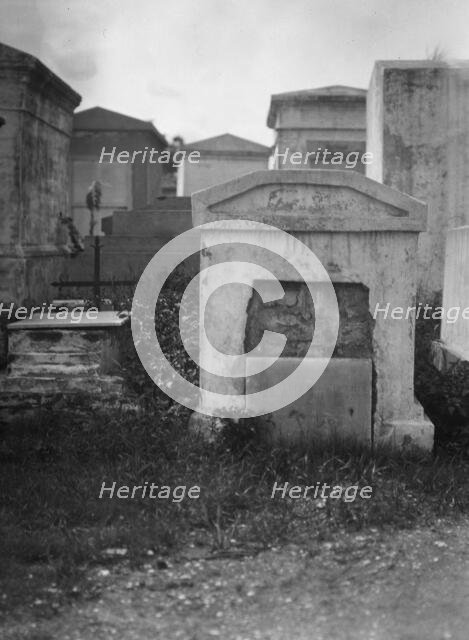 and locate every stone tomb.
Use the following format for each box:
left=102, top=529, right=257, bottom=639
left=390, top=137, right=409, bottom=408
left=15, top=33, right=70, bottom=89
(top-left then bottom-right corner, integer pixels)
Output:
left=432, top=226, right=469, bottom=372
left=366, top=60, right=469, bottom=296
left=192, top=170, right=434, bottom=449
left=1, top=311, right=128, bottom=421
left=267, top=85, right=367, bottom=173
left=0, top=43, right=81, bottom=304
